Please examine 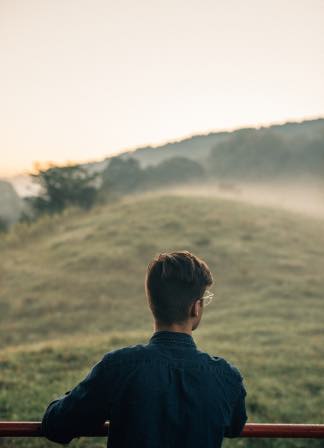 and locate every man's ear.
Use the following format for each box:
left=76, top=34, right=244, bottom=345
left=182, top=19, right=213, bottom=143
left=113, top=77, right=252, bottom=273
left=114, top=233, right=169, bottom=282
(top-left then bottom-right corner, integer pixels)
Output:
left=192, top=300, right=201, bottom=317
